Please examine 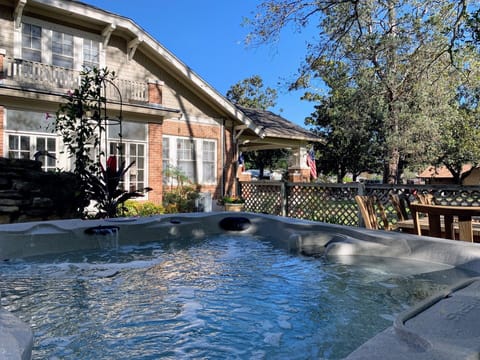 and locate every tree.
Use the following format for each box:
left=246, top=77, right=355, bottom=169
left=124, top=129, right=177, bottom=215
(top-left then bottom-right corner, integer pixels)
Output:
left=304, top=59, right=385, bottom=182
left=226, top=75, right=277, bottom=110
left=226, top=75, right=289, bottom=176
left=246, top=0, right=480, bottom=183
